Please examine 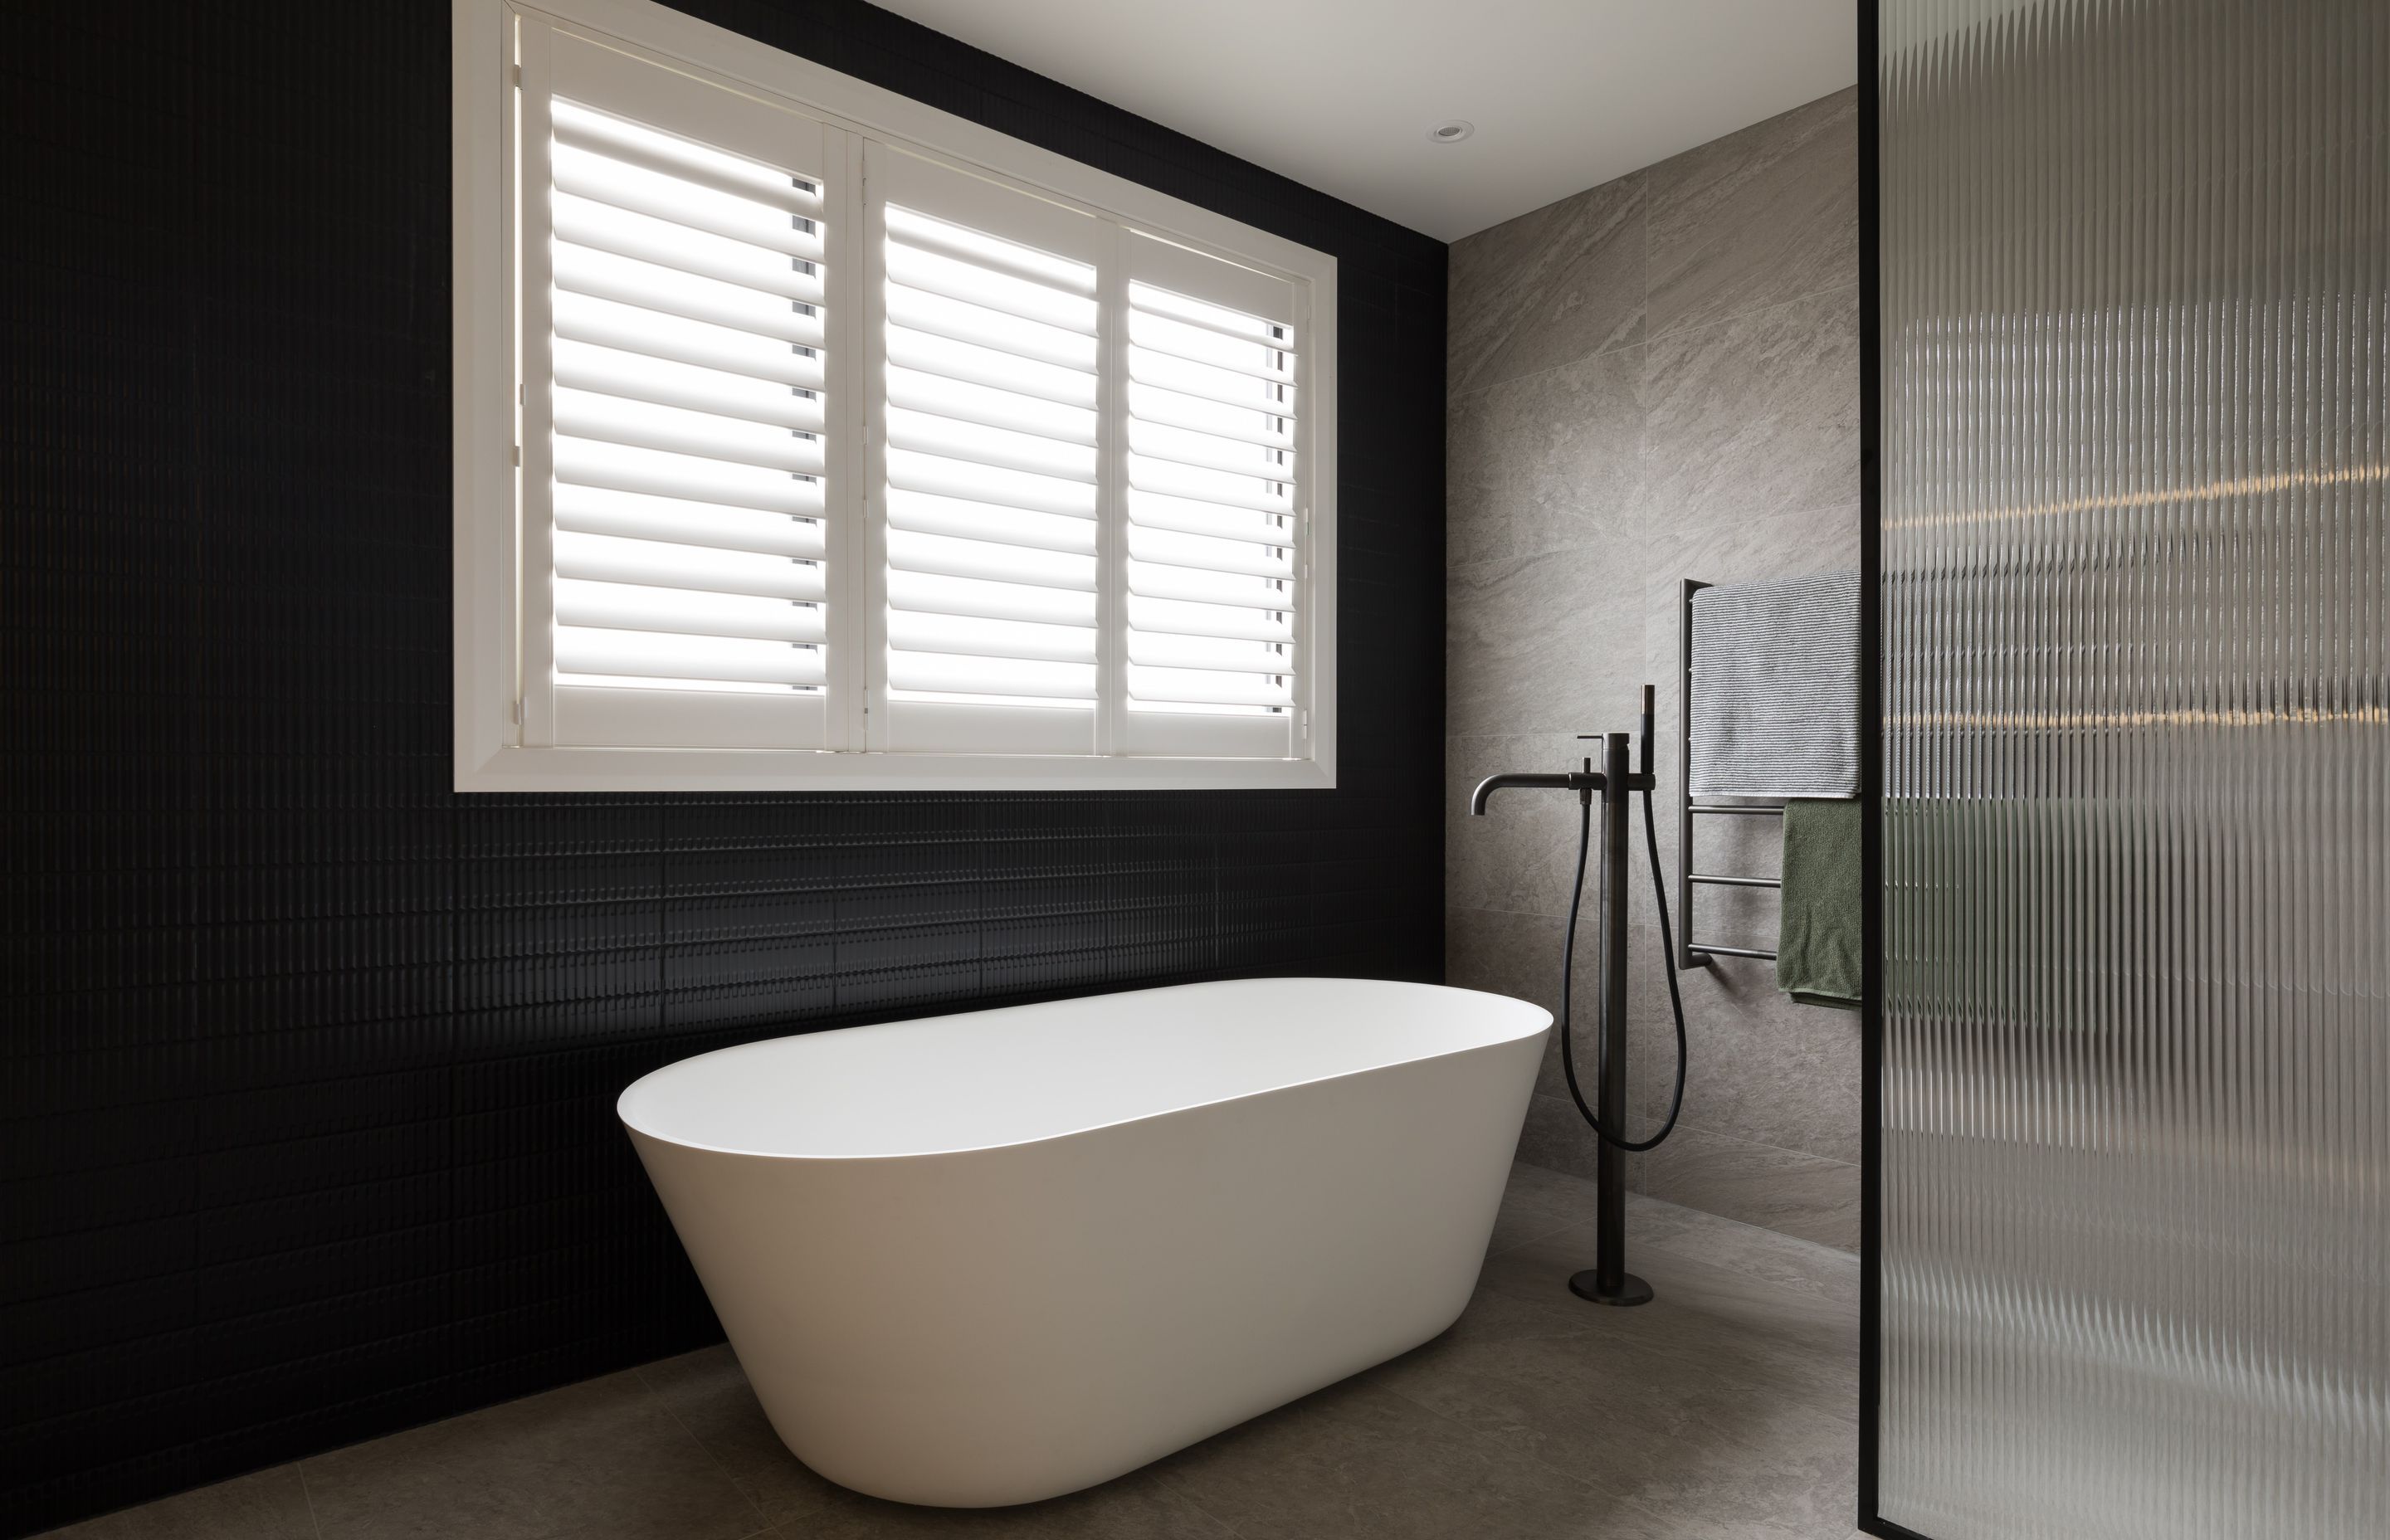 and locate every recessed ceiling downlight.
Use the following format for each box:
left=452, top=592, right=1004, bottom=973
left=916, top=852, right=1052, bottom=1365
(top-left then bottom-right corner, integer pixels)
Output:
left=1427, top=119, right=1475, bottom=144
